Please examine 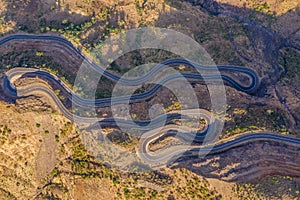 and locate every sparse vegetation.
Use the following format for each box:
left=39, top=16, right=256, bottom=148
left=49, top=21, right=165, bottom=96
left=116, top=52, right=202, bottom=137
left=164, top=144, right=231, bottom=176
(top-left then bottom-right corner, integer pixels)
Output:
left=235, top=176, right=300, bottom=199
left=280, top=48, right=300, bottom=85
left=0, top=125, right=11, bottom=144
left=0, top=0, right=300, bottom=199
left=224, top=107, right=289, bottom=137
